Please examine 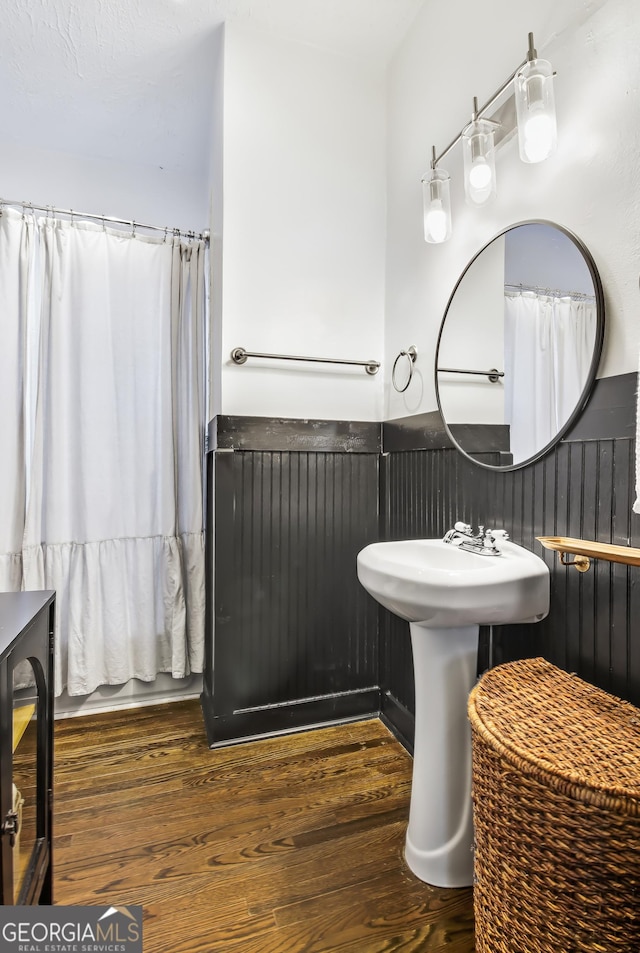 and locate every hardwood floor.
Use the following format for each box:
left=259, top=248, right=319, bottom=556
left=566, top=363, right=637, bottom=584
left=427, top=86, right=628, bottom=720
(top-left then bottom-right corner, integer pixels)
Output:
left=53, top=701, right=475, bottom=952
